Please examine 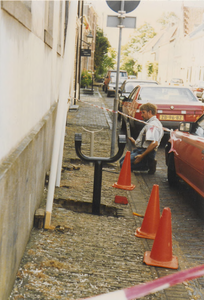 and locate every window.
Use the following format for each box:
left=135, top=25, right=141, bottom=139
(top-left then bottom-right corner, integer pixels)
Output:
left=57, top=1, right=63, bottom=56
left=44, top=1, right=54, bottom=49
left=1, top=1, right=32, bottom=31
